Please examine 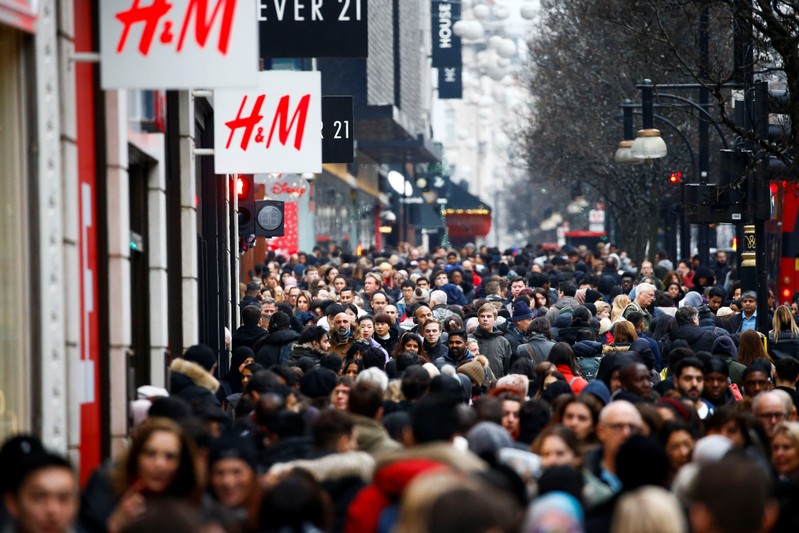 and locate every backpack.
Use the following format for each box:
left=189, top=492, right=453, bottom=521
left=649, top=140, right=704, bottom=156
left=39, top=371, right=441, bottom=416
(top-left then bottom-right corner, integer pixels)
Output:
left=578, top=357, right=602, bottom=382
